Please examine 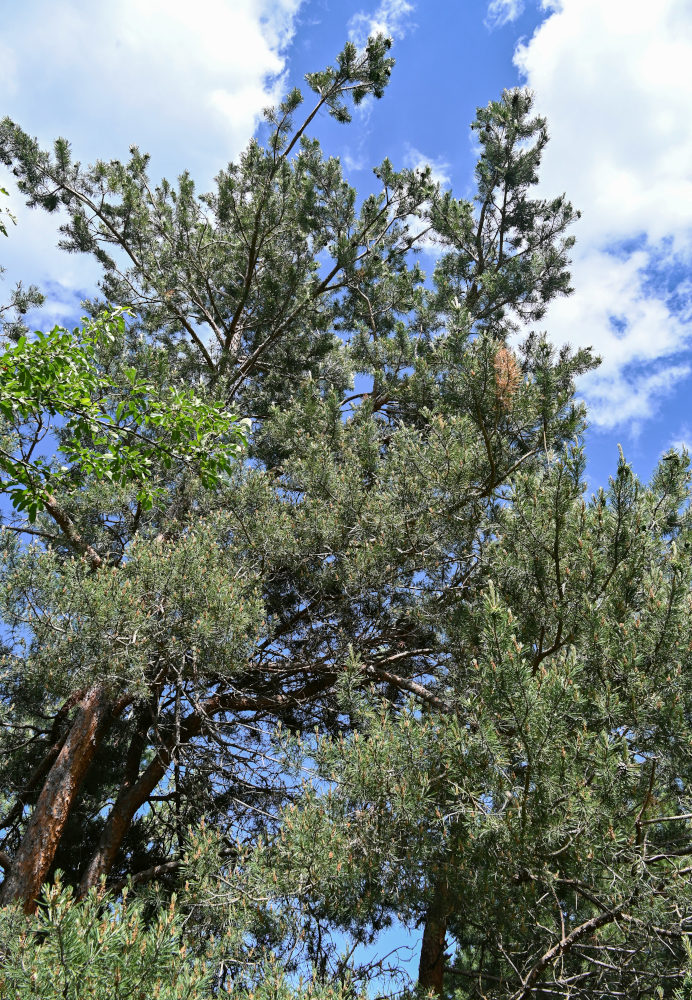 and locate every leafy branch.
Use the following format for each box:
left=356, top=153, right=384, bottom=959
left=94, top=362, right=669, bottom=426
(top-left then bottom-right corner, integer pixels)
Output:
left=0, top=309, right=248, bottom=519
